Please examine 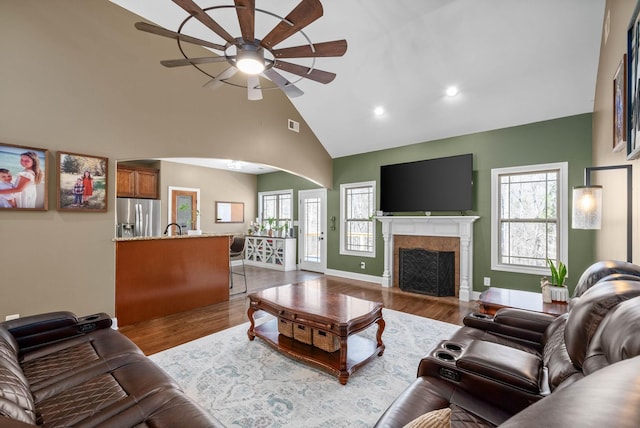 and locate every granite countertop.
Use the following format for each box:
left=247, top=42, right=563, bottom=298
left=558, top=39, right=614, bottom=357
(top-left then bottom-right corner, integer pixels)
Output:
left=113, top=233, right=233, bottom=242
